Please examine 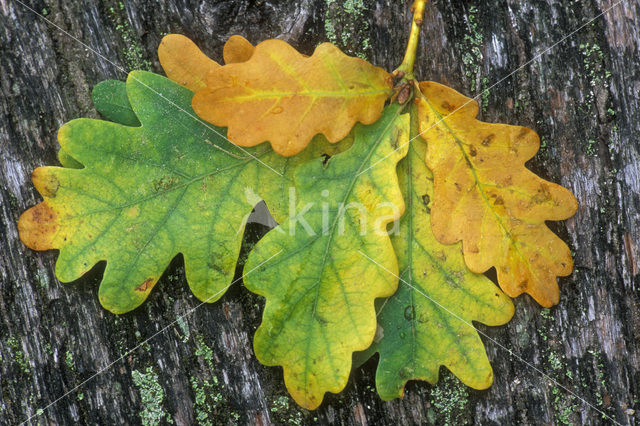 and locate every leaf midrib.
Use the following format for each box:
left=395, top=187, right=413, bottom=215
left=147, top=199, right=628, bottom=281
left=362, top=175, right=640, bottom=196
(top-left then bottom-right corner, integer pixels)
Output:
left=258, top=106, right=406, bottom=393
left=309, top=106, right=406, bottom=320
left=224, top=88, right=391, bottom=100
left=256, top=47, right=389, bottom=102
left=301, top=106, right=405, bottom=393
